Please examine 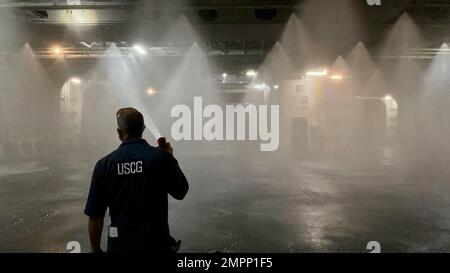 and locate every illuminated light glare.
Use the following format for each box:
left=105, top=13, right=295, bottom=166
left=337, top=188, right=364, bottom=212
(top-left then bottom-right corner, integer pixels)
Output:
left=254, top=83, right=269, bottom=91
left=306, top=69, right=328, bottom=77
left=52, top=46, right=62, bottom=55
left=384, top=95, right=393, bottom=101
left=133, top=44, right=147, bottom=55
left=67, top=0, right=81, bottom=5
left=222, top=73, right=228, bottom=83
left=70, top=77, right=81, bottom=84
left=273, top=85, right=280, bottom=90
left=330, top=75, right=344, bottom=80
left=146, top=87, right=157, bottom=96
left=246, top=70, right=258, bottom=77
